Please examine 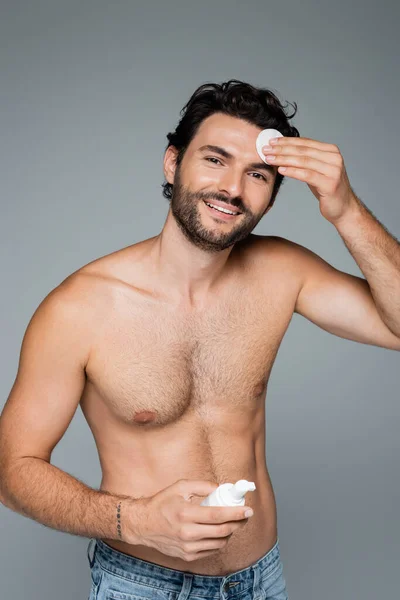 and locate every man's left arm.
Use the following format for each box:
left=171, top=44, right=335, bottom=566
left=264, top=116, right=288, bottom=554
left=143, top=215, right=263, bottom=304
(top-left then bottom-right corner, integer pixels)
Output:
left=333, top=196, right=400, bottom=339
left=264, top=135, right=400, bottom=350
